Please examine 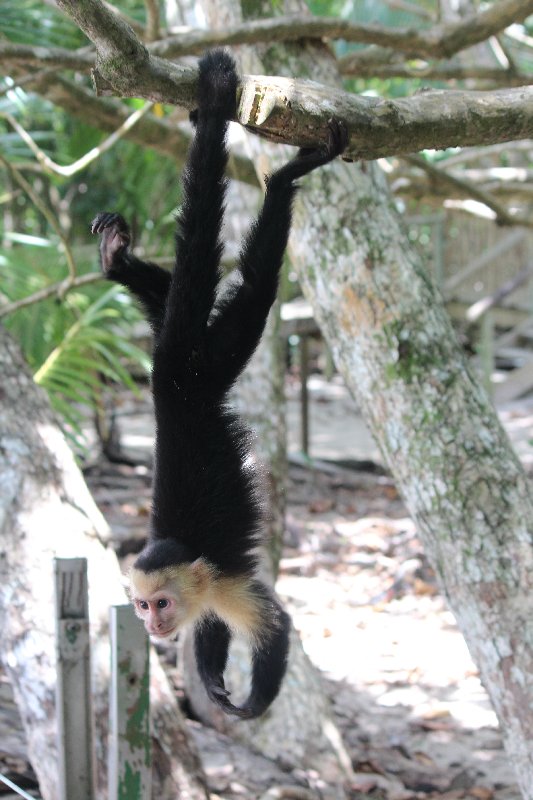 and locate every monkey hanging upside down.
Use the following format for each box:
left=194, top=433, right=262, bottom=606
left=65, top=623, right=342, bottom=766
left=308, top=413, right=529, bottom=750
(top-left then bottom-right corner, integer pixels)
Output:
left=92, top=49, right=347, bottom=718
